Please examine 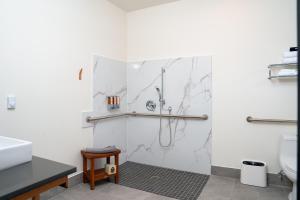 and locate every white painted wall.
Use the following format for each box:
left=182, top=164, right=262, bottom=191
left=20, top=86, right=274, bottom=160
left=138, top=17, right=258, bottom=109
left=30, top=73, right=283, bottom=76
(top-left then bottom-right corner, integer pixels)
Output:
left=0, top=0, right=126, bottom=171
left=126, top=0, right=297, bottom=173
